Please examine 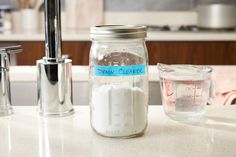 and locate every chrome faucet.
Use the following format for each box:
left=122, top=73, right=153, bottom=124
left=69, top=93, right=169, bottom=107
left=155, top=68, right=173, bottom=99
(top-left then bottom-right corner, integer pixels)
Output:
left=0, top=45, right=22, bottom=116
left=37, top=0, right=74, bottom=116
